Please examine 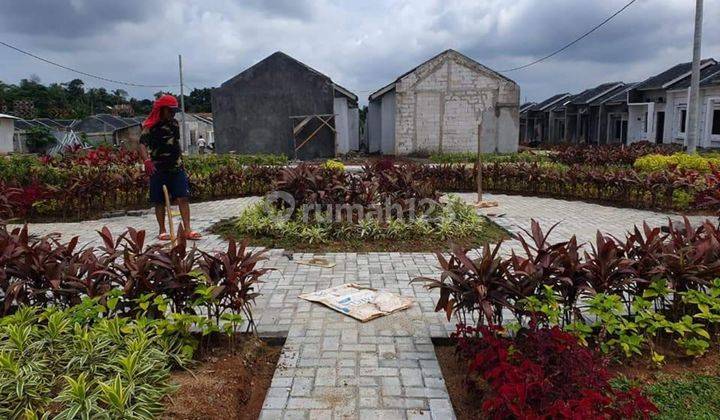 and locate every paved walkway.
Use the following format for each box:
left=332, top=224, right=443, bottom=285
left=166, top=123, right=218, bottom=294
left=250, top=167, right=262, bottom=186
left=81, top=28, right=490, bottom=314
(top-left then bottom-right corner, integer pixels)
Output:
left=16, top=194, right=714, bottom=420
